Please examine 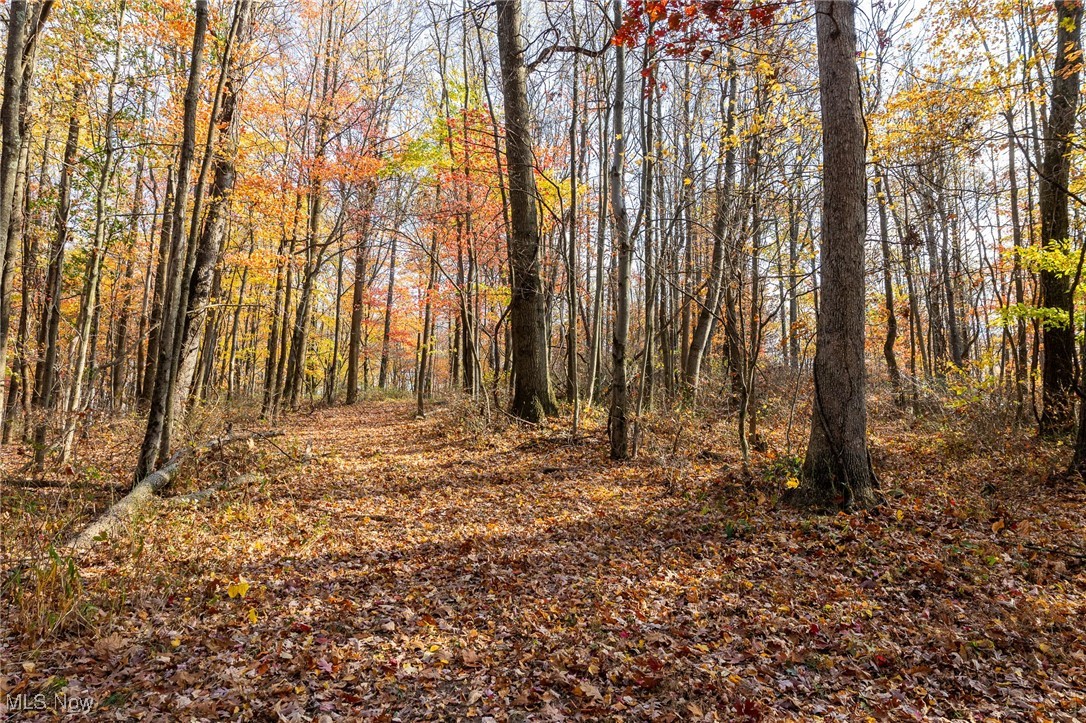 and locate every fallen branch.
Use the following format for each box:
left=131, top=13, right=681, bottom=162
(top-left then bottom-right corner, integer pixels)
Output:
left=167, top=472, right=266, bottom=505
left=1023, top=542, right=1086, bottom=561
left=65, top=431, right=281, bottom=552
